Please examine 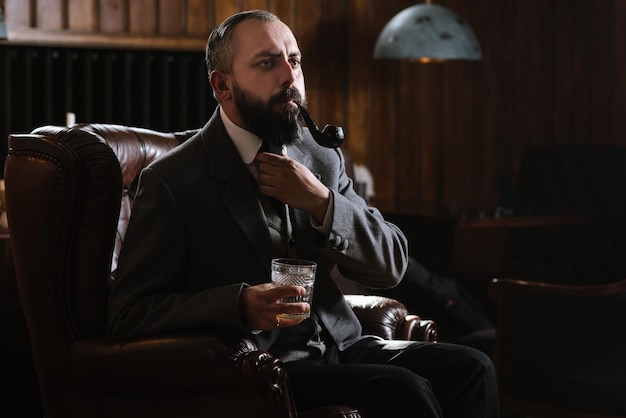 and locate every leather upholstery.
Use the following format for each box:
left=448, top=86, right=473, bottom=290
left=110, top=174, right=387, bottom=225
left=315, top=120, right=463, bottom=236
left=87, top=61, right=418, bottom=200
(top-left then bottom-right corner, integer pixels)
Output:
left=4, top=123, right=436, bottom=418
left=345, top=295, right=438, bottom=342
